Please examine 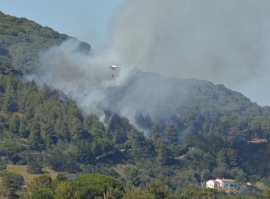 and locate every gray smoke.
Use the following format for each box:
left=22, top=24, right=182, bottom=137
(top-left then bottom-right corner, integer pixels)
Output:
left=27, top=39, right=139, bottom=120
left=109, top=0, right=270, bottom=87
left=28, top=0, right=270, bottom=124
